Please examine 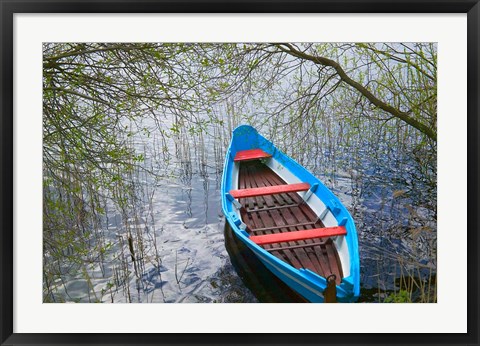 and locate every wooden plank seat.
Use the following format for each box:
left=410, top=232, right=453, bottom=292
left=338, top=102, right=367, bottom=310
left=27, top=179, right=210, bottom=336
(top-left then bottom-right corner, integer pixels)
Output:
left=230, top=182, right=310, bottom=199
left=234, top=149, right=272, bottom=162
left=249, top=226, right=347, bottom=245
